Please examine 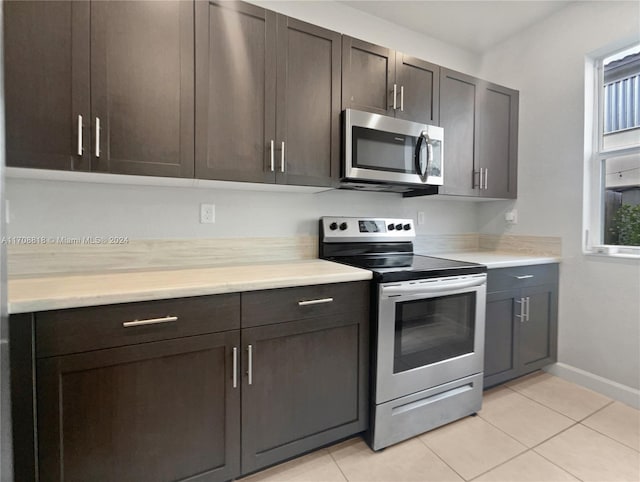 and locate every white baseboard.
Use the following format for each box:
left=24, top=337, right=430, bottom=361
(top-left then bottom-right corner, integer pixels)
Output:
left=544, top=363, right=640, bottom=409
